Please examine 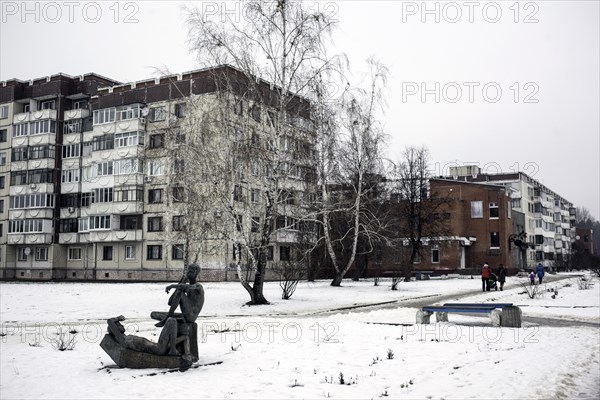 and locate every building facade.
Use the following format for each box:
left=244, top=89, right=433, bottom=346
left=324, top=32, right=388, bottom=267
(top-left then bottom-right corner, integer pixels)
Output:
left=446, top=166, right=577, bottom=271
left=1, top=66, right=316, bottom=281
